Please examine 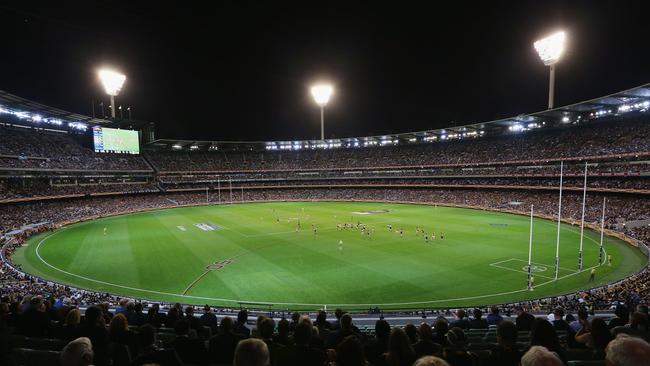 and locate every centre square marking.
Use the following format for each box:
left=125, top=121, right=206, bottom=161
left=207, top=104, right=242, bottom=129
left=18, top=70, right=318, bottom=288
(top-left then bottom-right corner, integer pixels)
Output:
left=522, top=265, right=548, bottom=272
left=206, top=259, right=233, bottom=270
